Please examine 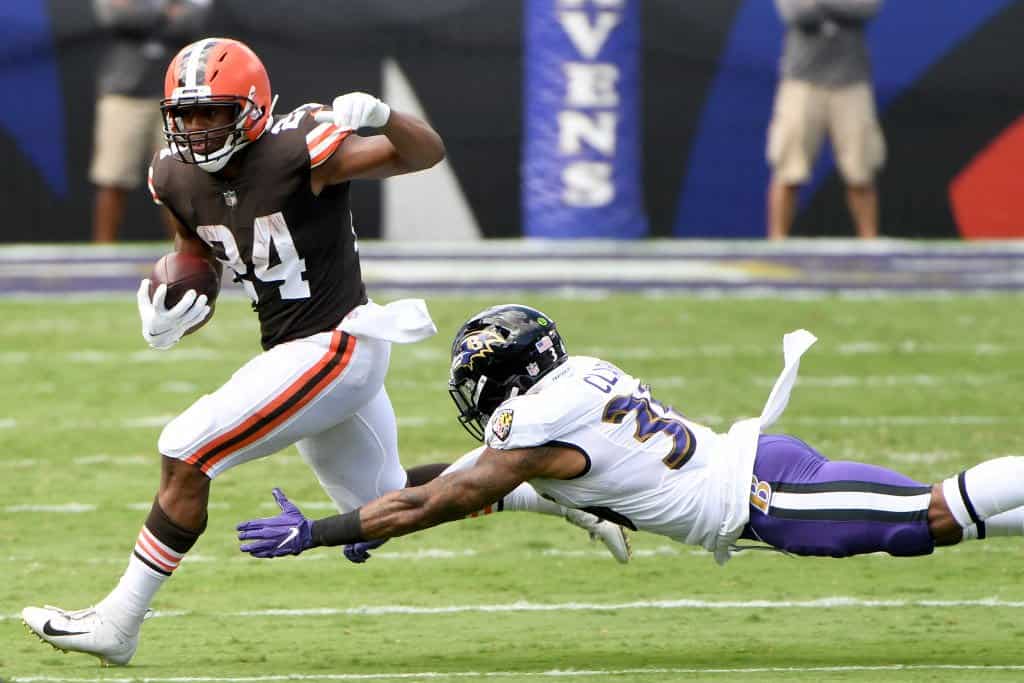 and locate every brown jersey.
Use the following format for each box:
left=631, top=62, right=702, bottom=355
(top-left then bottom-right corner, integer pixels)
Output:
left=149, top=104, right=367, bottom=350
